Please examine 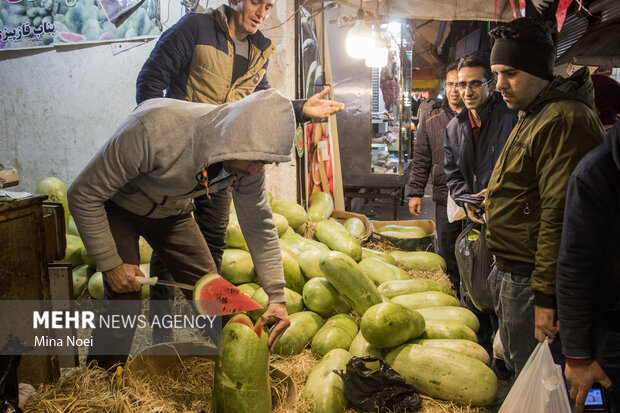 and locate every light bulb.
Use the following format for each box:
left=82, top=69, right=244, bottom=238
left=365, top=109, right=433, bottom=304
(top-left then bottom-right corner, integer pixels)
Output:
left=365, top=31, right=388, bottom=68
left=346, top=19, right=373, bottom=59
